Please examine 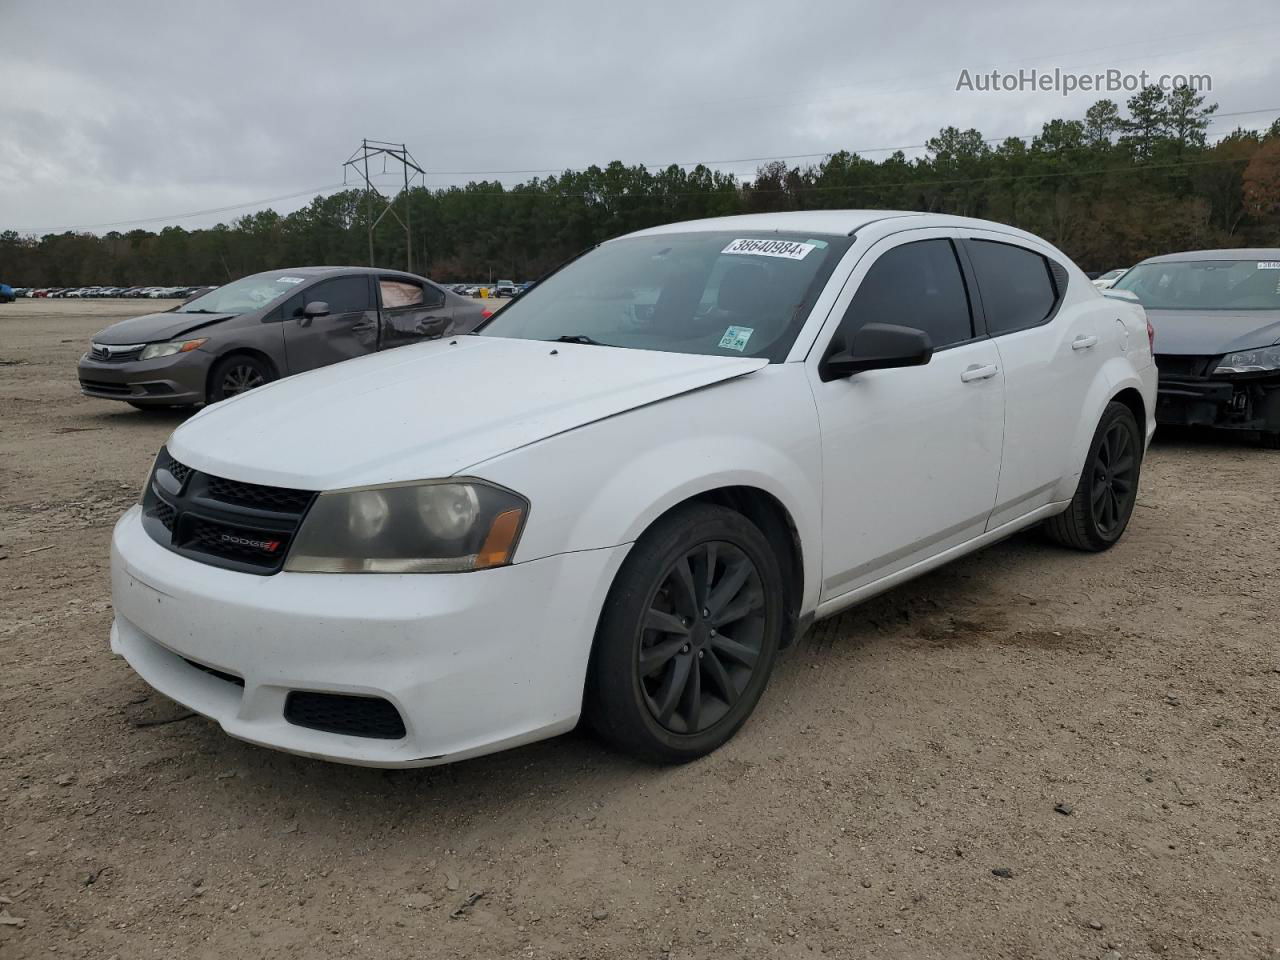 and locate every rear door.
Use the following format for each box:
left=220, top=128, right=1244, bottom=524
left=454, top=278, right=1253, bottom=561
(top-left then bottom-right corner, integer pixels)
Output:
left=280, top=274, right=379, bottom=373
left=957, top=231, right=1102, bottom=528
left=376, top=276, right=453, bottom=350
